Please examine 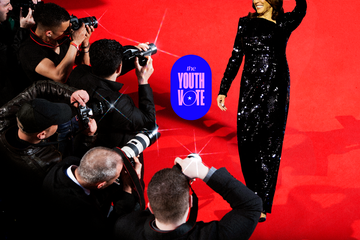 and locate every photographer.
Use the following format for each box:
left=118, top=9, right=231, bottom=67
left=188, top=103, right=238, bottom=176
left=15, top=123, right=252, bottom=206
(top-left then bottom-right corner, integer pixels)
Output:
left=67, top=39, right=156, bottom=149
left=0, top=80, right=96, bottom=238
left=0, top=0, right=39, bottom=106
left=42, top=146, right=142, bottom=240
left=18, top=2, right=94, bottom=83
left=113, top=156, right=263, bottom=240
